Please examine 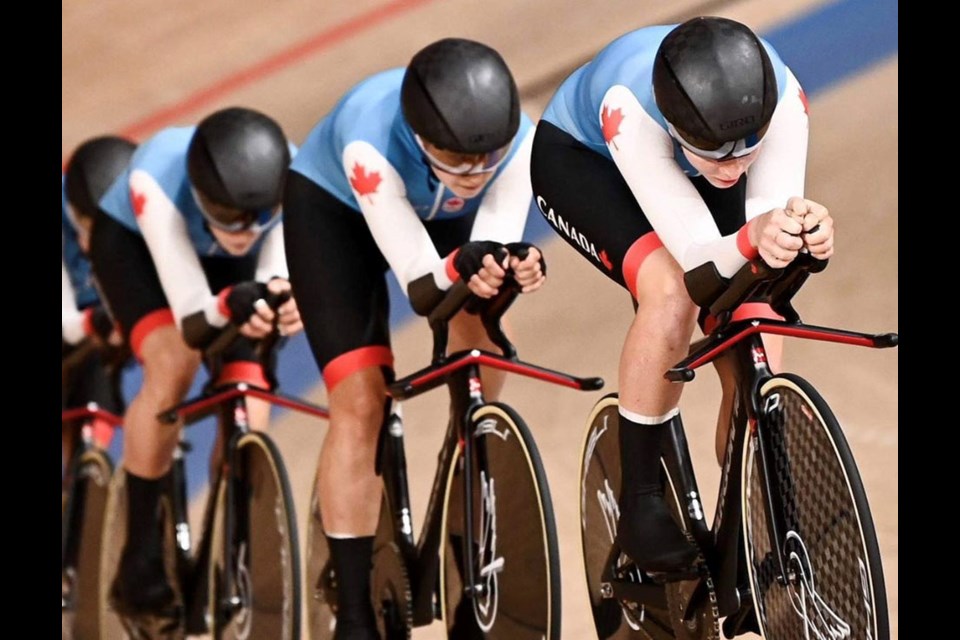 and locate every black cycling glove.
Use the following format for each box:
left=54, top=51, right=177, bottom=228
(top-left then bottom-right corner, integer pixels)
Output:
left=454, top=241, right=508, bottom=281
left=505, top=242, right=547, bottom=277
left=88, top=305, right=116, bottom=341
left=225, top=281, right=270, bottom=325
